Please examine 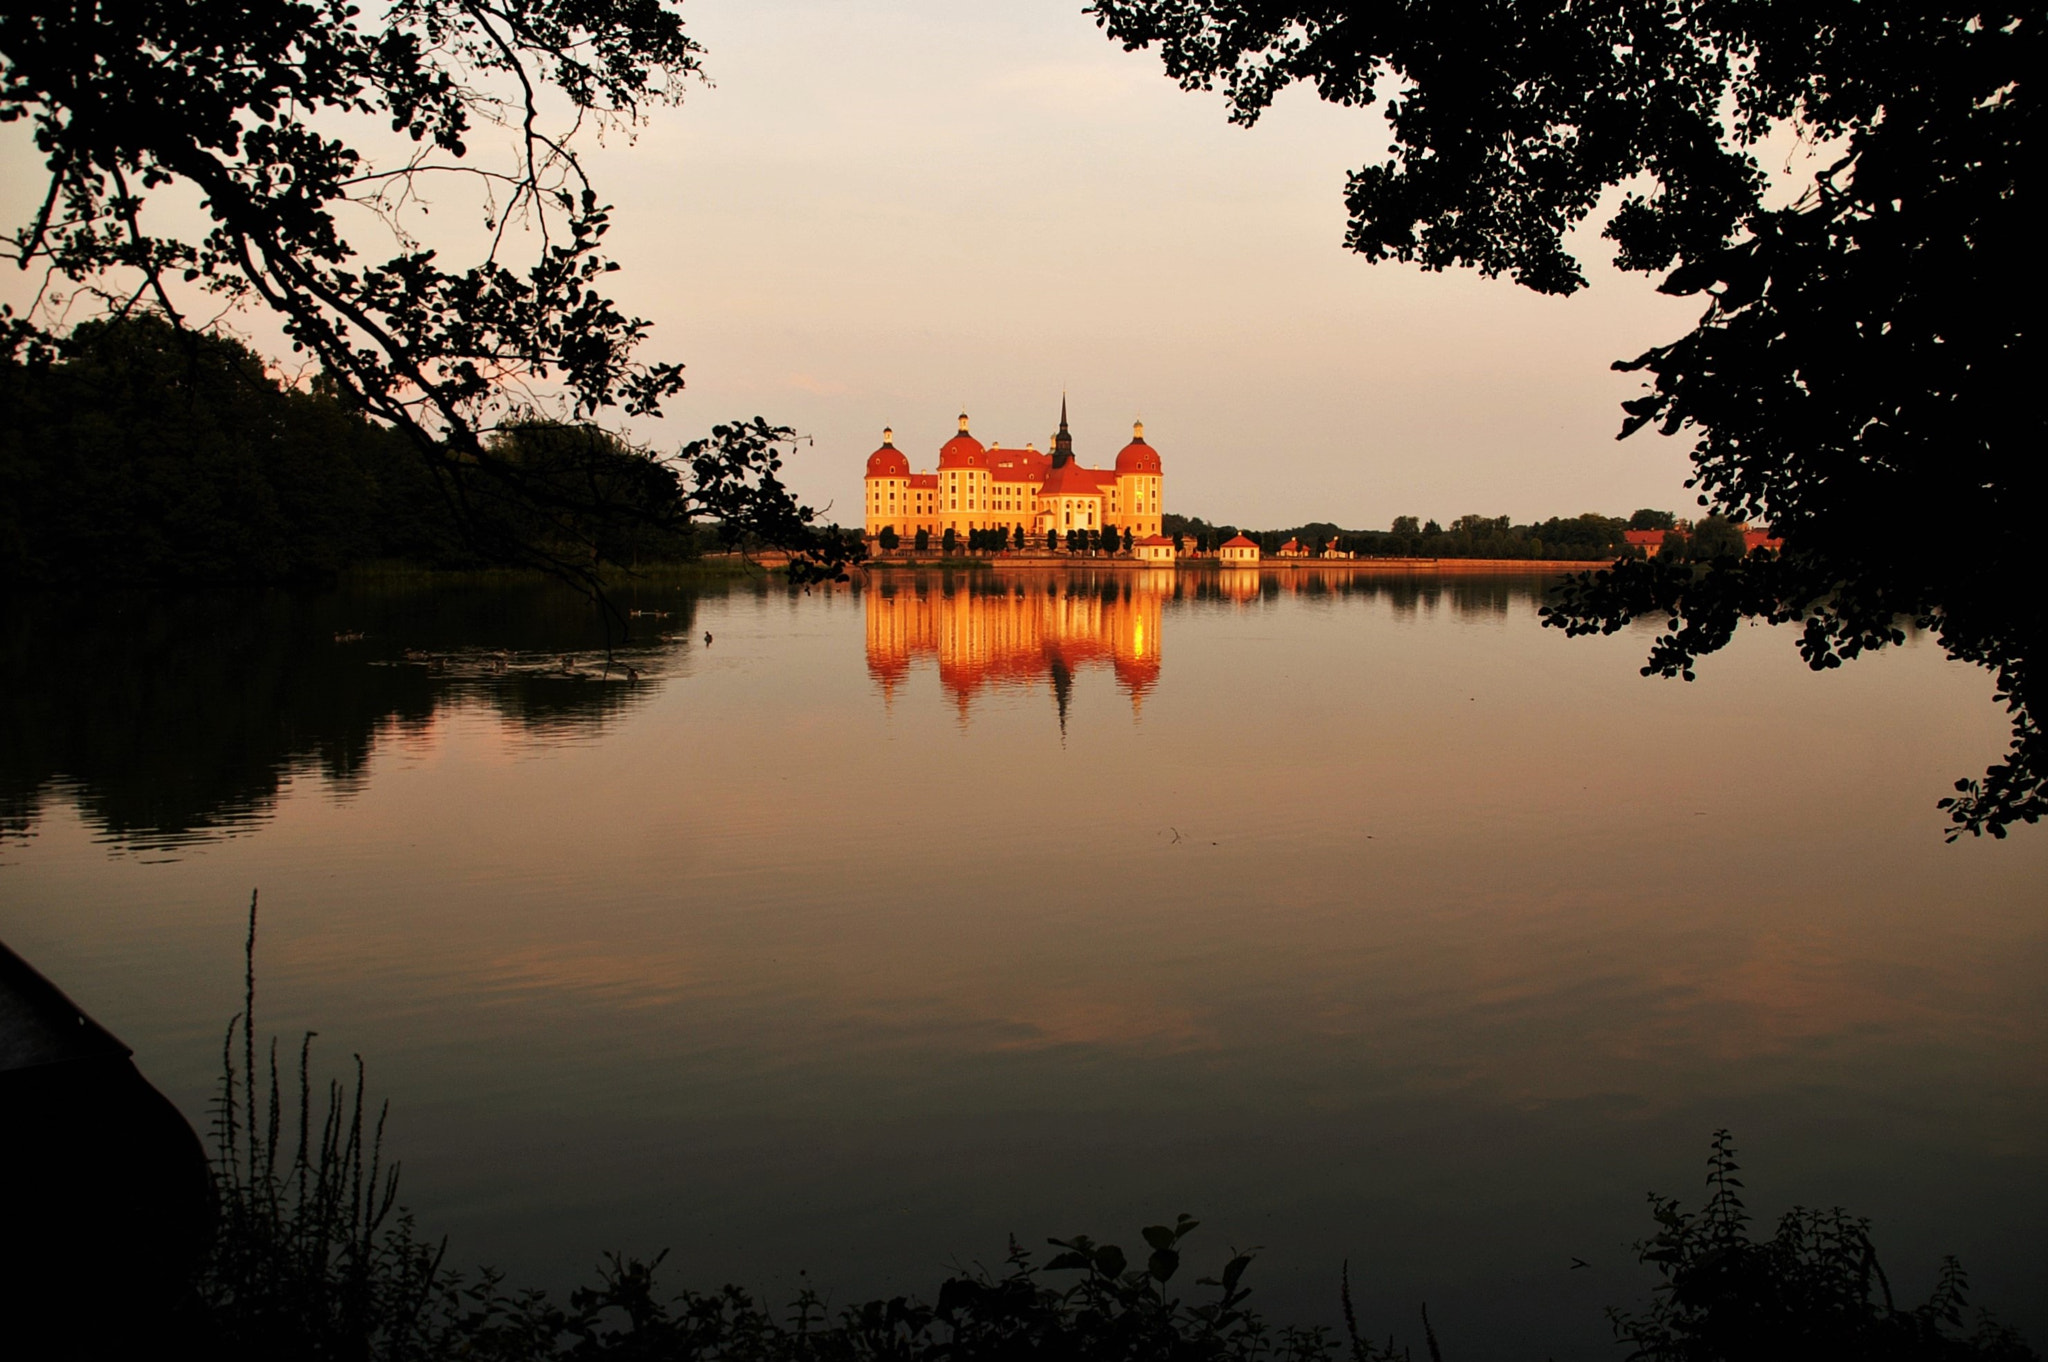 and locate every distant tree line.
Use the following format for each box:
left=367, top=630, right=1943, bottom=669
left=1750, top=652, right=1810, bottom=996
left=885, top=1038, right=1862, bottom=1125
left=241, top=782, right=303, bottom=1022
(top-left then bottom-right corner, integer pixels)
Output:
left=0, top=317, right=824, bottom=585
left=1160, top=509, right=1752, bottom=561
